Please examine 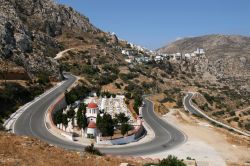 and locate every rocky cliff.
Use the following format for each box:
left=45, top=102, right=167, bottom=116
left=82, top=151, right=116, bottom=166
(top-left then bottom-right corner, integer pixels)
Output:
left=0, top=0, right=98, bottom=79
